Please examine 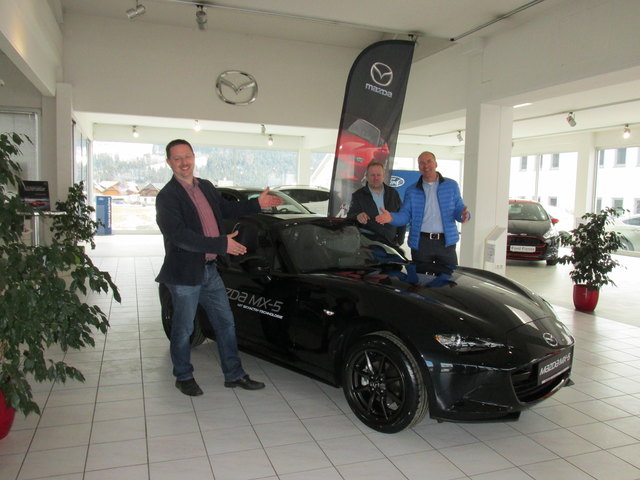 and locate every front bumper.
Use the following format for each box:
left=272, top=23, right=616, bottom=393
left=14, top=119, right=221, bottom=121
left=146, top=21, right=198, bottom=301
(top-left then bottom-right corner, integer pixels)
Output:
left=426, top=346, right=573, bottom=421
